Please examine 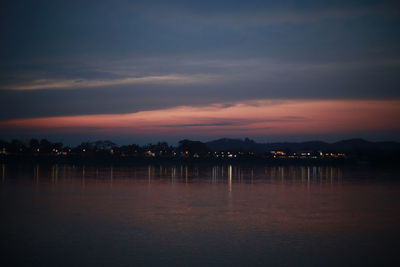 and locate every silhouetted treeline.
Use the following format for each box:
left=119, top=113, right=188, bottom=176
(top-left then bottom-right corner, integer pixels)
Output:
left=1, top=138, right=400, bottom=164
left=0, top=139, right=209, bottom=158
